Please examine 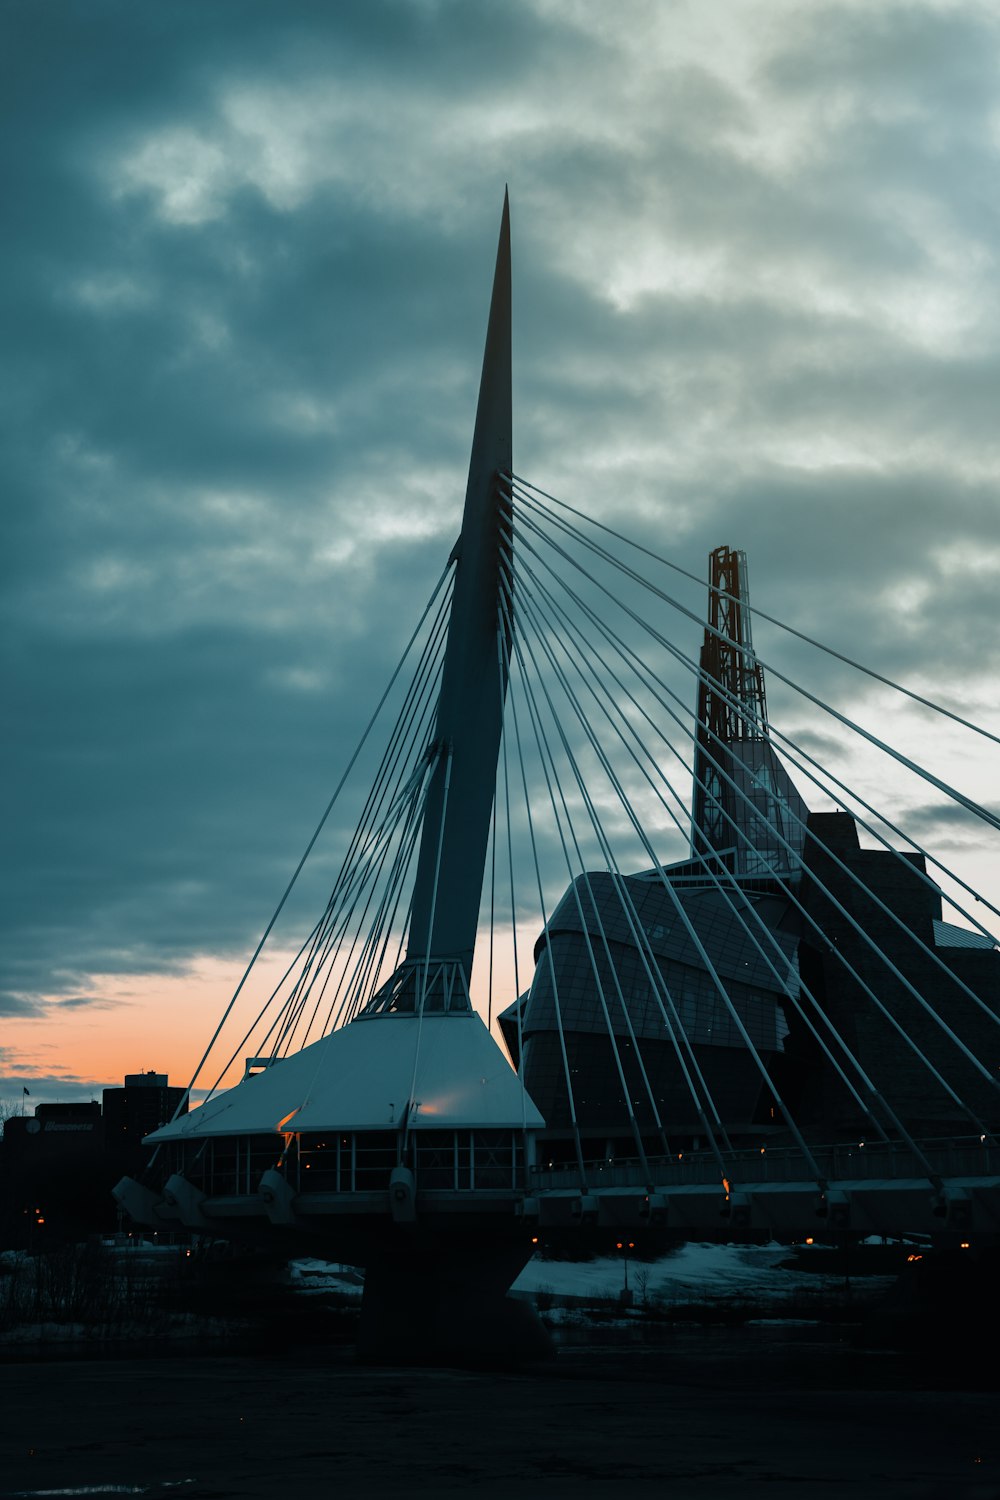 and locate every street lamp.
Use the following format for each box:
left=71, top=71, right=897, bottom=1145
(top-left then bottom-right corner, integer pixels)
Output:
left=615, top=1240, right=636, bottom=1304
